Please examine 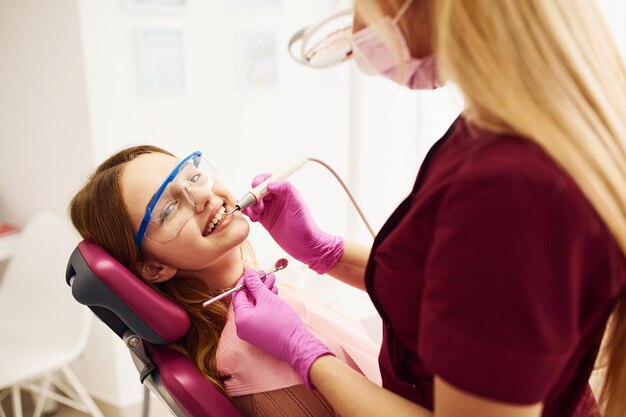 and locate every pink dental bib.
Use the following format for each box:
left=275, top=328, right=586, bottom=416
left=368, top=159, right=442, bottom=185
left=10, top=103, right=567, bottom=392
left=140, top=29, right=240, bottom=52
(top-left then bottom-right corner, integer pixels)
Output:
left=216, top=283, right=382, bottom=396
